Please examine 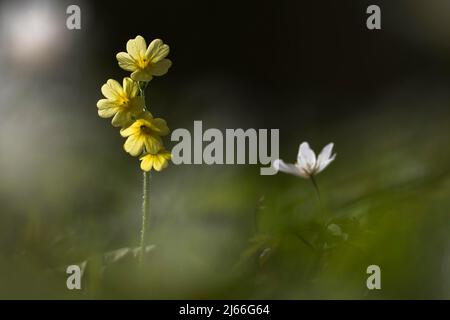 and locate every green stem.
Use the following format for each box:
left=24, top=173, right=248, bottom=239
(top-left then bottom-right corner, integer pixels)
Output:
left=310, top=175, right=321, bottom=201
left=139, top=81, right=149, bottom=99
left=138, top=81, right=150, bottom=265
left=139, top=170, right=150, bottom=264
left=311, top=174, right=329, bottom=225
